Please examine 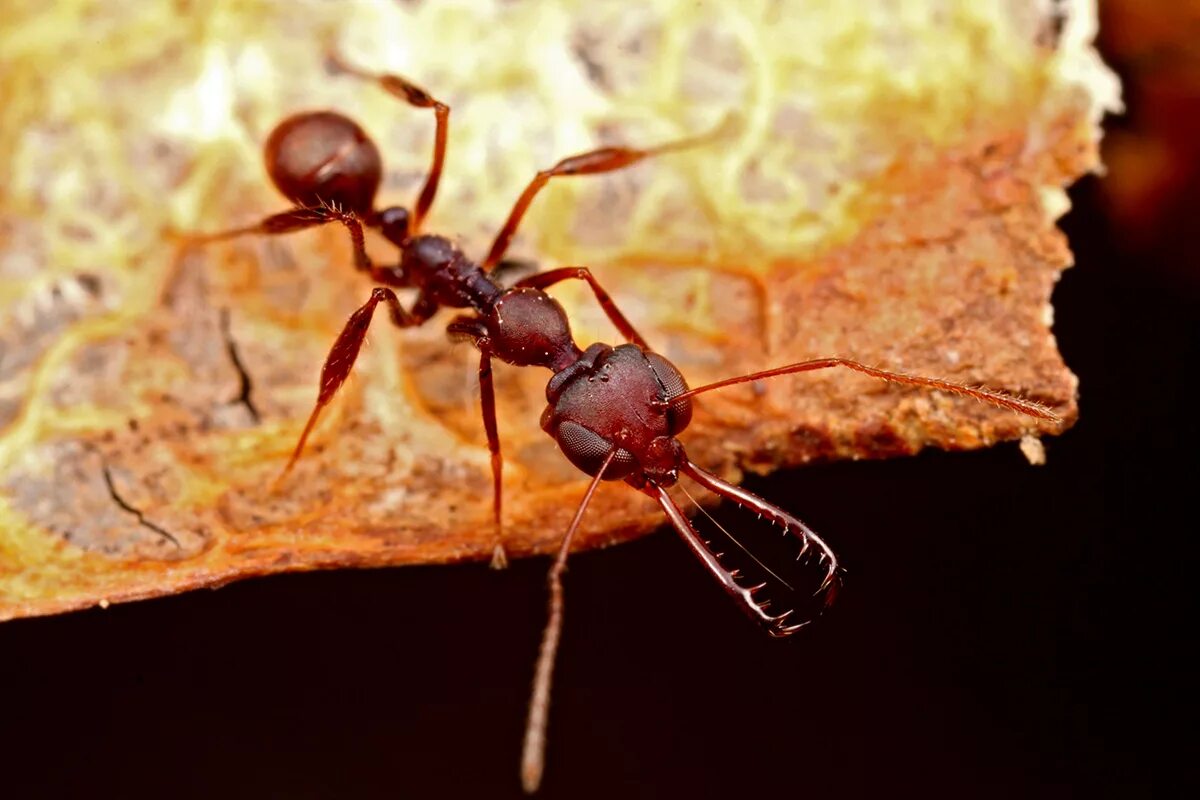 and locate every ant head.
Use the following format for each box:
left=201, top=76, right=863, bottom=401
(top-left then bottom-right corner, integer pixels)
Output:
left=264, top=111, right=382, bottom=217
left=543, top=344, right=694, bottom=486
